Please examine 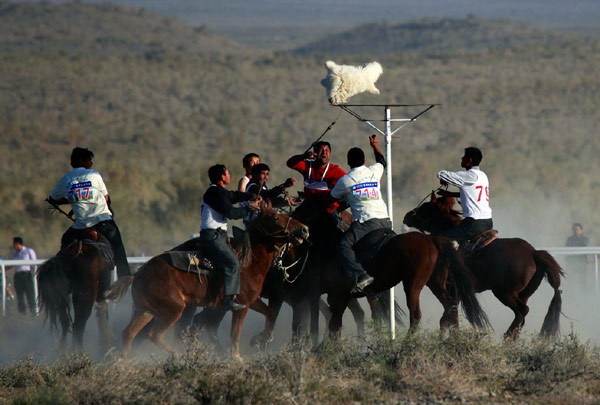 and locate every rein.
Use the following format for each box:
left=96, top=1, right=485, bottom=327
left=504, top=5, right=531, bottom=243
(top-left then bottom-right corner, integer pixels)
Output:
left=271, top=242, right=310, bottom=283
